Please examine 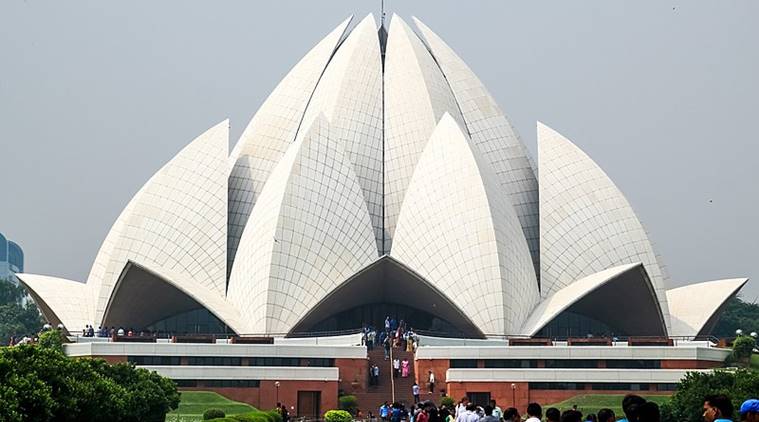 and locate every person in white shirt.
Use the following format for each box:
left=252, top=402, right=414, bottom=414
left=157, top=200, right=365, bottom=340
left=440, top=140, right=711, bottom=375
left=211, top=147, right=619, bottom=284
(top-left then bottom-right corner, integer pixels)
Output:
left=456, top=404, right=480, bottom=422
left=427, top=370, right=436, bottom=393
left=525, top=403, right=542, bottom=422
left=393, top=358, right=400, bottom=378
left=456, top=398, right=468, bottom=418
left=490, top=400, right=502, bottom=421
